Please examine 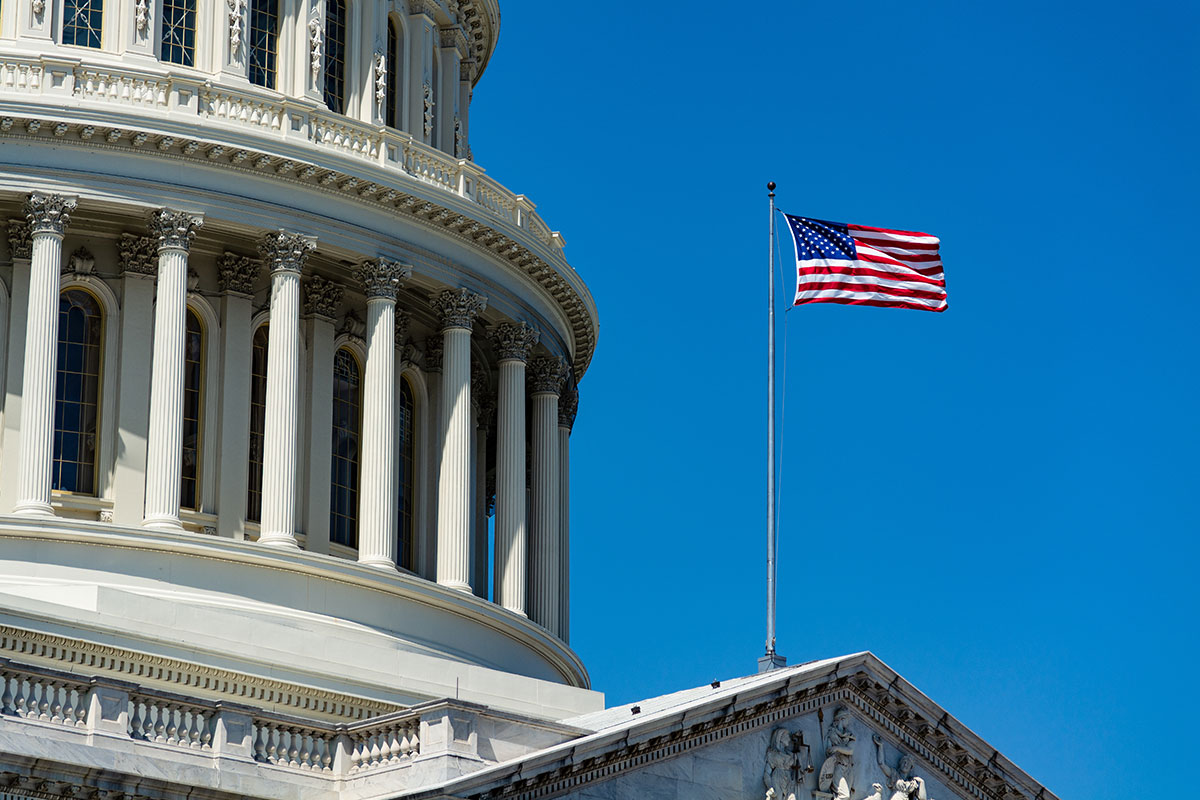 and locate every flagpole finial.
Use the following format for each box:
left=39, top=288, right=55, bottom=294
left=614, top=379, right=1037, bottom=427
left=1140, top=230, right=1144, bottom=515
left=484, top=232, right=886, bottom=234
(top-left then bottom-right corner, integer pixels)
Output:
left=767, top=181, right=776, bottom=196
